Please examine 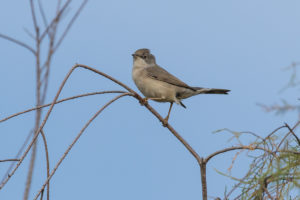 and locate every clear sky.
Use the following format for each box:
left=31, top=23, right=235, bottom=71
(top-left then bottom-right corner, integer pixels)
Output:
left=1, top=0, right=300, bottom=199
